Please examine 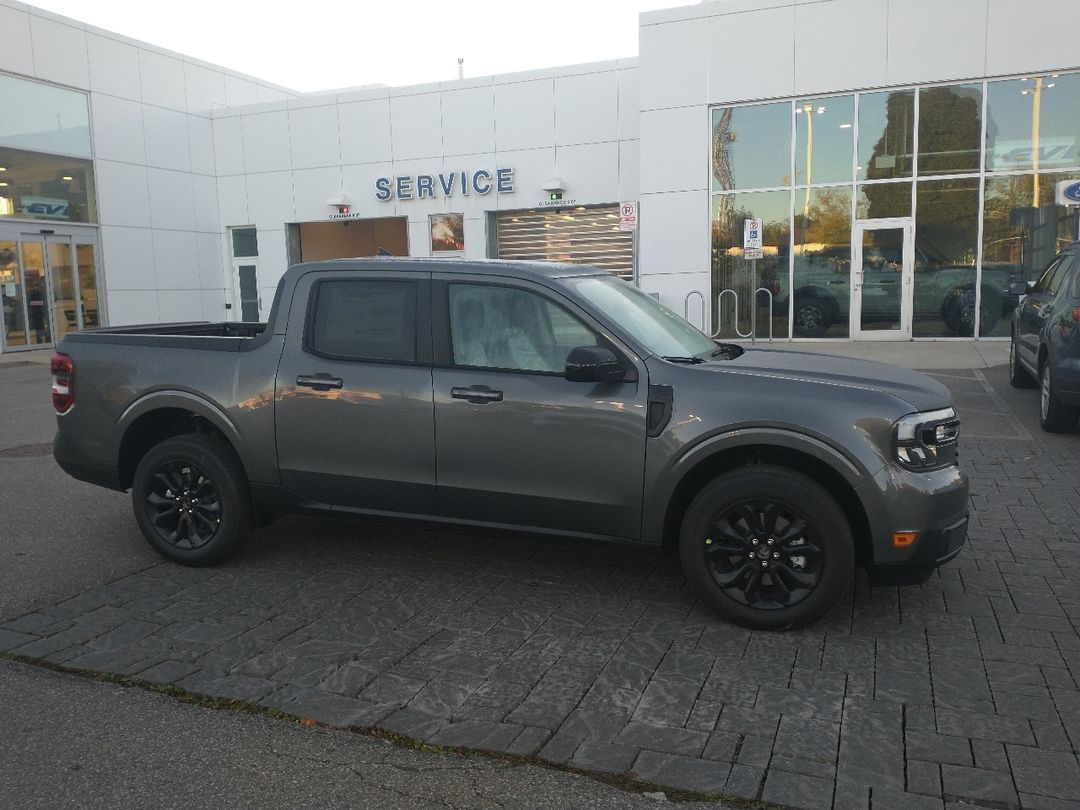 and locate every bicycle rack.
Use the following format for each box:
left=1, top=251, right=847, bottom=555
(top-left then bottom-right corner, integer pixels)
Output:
left=717, top=288, right=774, bottom=344
left=683, top=290, right=706, bottom=332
